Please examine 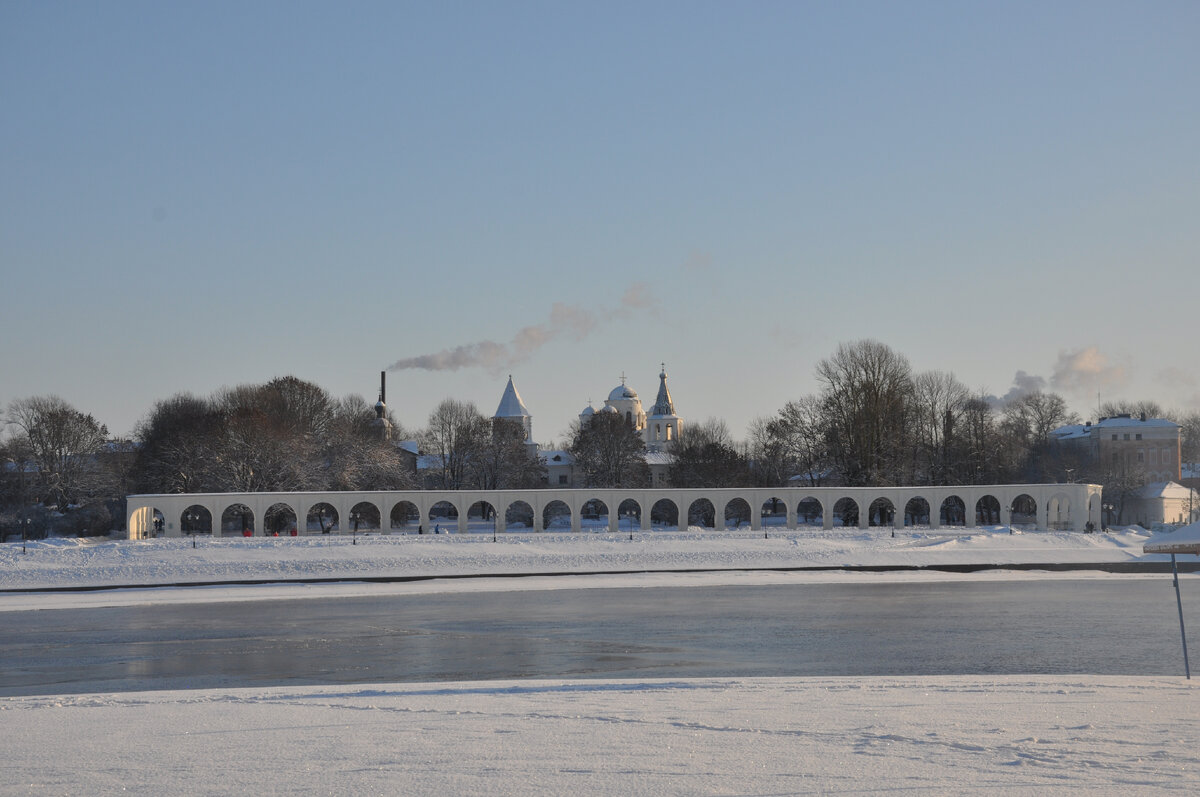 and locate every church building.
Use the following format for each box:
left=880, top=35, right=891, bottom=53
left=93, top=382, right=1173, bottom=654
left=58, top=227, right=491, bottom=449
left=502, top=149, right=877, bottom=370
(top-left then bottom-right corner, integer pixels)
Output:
left=579, top=365, right=683, bottom=454
left=497, top=366, right=683, bottom=488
